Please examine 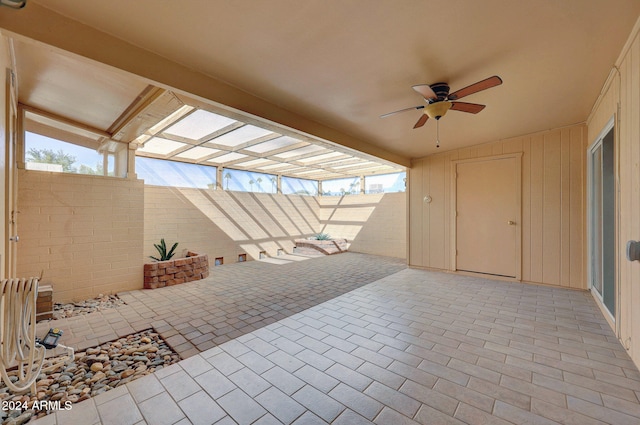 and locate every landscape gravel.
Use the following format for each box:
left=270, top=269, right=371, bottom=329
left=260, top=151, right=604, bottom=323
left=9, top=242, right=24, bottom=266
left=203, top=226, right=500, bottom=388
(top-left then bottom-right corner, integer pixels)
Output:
left=0, top=329, right=180, bottom=424
left=51, top=294, right=125, bottom=320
